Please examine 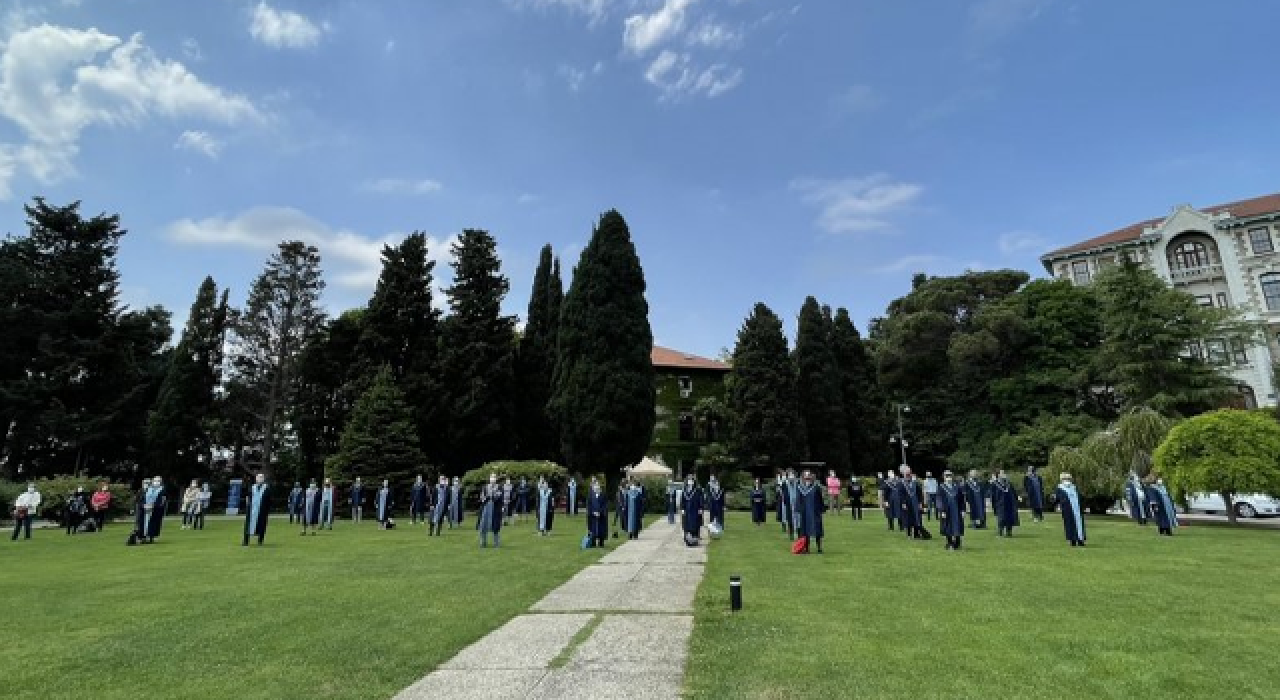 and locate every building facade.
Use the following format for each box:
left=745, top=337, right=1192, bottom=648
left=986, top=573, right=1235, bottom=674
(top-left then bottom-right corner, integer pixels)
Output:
left=1041, top=192, right=1280, bottom=408
left=648, top=346, right=730, bottom=477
